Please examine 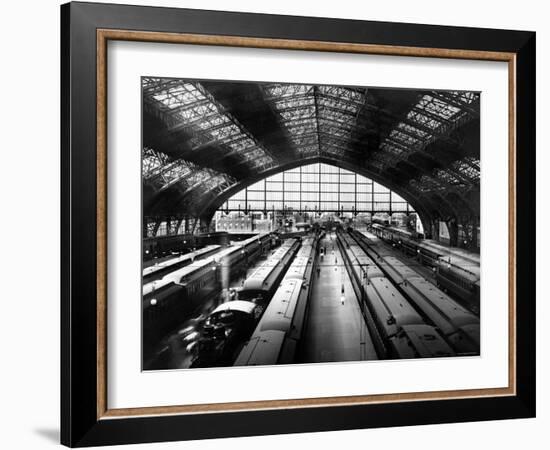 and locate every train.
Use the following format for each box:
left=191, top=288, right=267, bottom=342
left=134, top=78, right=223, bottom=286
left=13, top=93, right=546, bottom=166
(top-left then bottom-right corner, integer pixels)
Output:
left=143, top=244, right=221, bottom=283
left=191, top=238, right=302, bottom=367
left=142, top=233, right=272, bottom=355
left=369, top=224, right=480, bottom=311
left=234, top=236, right=319, bottom=366
left=237, top=239, right=301, bottom=302
left=348, top=230, right=480, bottom=355
left=143, top=231, right=232, bottom=260
left=337, top=230, right=455, bottom=359
left=190, top=300, right=261, bottom=367
left=372, top=213, right=391, bottom=226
